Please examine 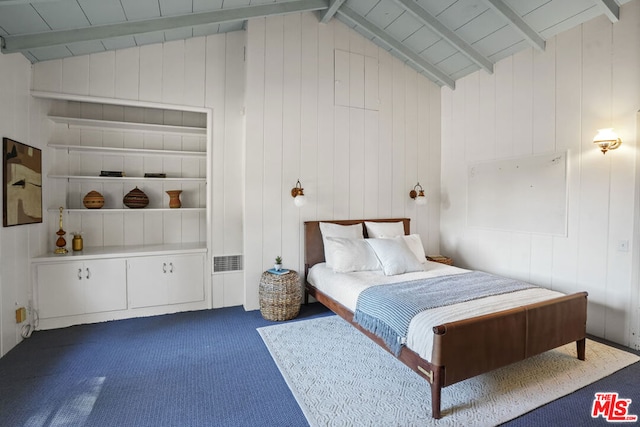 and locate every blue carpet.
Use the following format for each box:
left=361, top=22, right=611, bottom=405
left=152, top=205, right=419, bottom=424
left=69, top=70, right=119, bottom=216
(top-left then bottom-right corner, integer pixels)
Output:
left=0, top=305, right=330, bottom=427
left=1, top=304, right=638, bottom=426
